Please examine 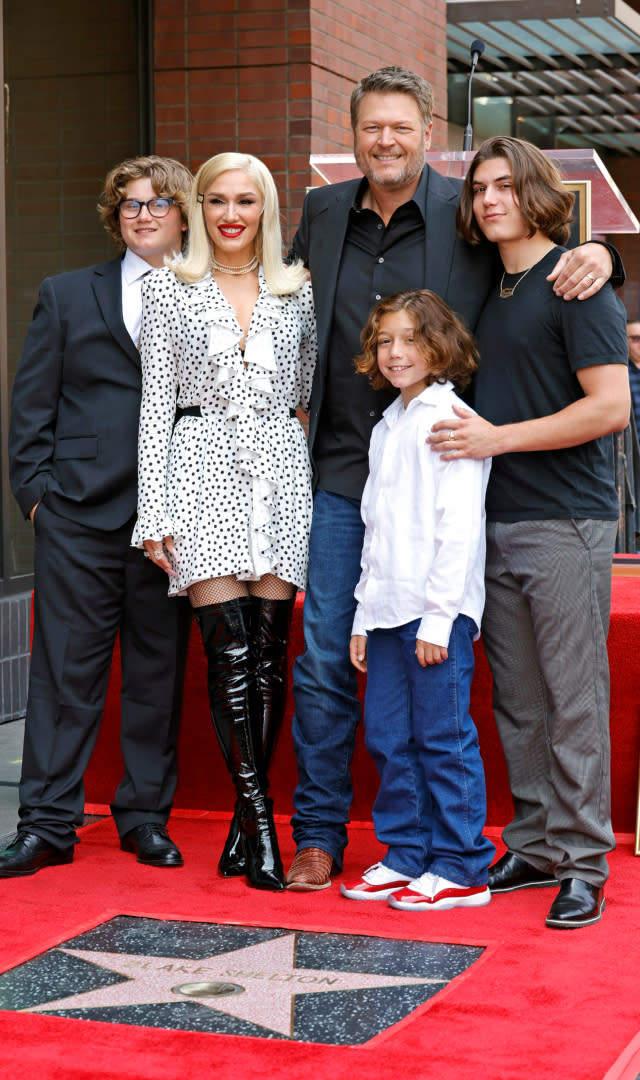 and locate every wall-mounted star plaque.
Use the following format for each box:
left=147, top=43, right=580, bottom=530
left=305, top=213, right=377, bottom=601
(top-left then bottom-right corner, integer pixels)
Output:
left=0, top=916, right=484, bottom=1044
